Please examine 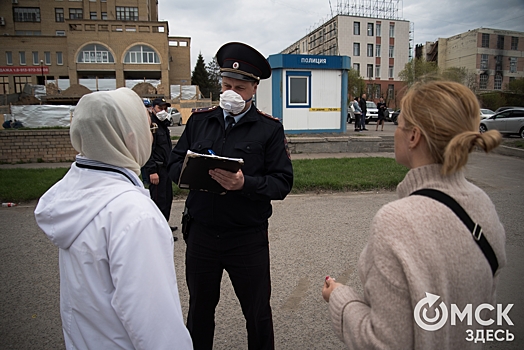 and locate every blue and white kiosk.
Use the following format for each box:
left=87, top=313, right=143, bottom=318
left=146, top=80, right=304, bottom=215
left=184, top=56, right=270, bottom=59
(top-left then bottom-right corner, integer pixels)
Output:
left=256, top=54, right=351, bottom=134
